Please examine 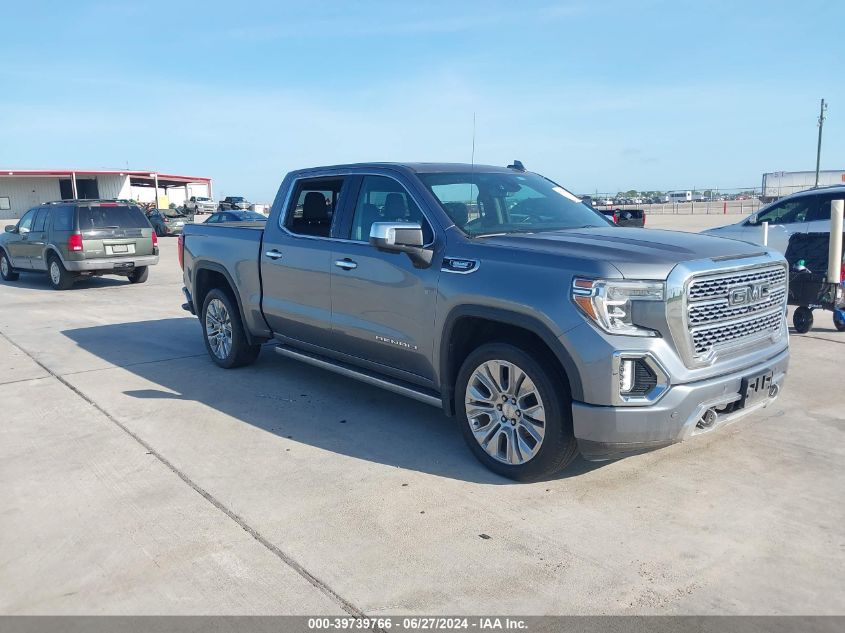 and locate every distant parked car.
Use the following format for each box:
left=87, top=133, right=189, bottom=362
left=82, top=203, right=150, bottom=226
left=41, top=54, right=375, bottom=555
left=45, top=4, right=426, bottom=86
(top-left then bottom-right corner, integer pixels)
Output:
left=600, top=209, right=645, bottom=227
left=701, top=186, right=842, bottom=253
left=147, top=208, right=190, bottom=236
left=204, top=210, right=268, bottom=224
left=218, top=196, right=250, bottom=211
left=185, top=196, right=216, bottom=214
left=0, top=199, right=158, bottom=289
